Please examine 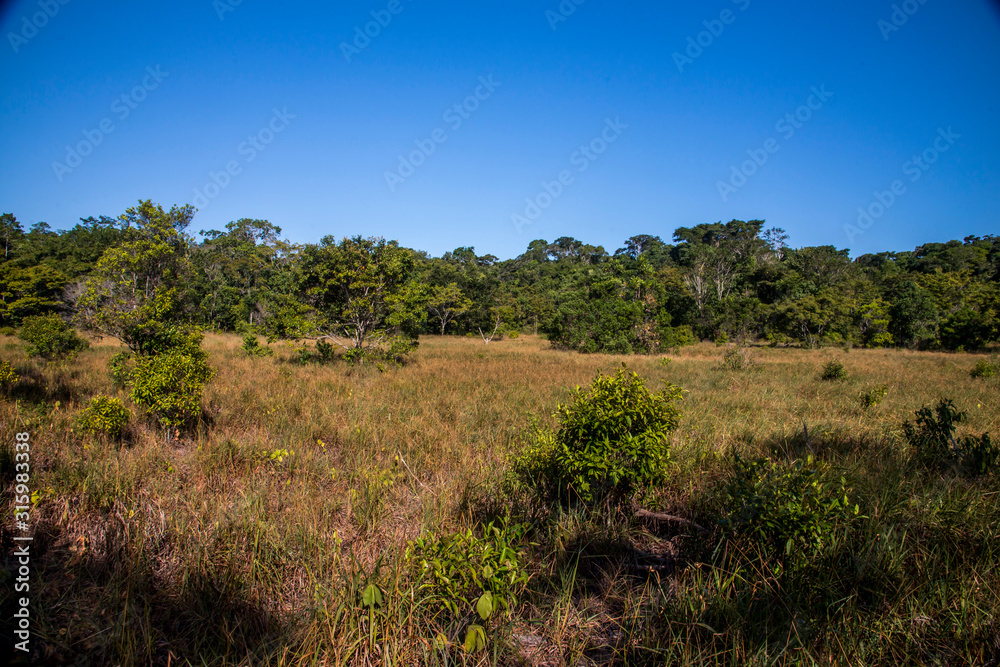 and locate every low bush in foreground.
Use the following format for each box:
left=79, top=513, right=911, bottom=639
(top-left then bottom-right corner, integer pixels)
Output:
left=903, top=399, right=999, bottom=475
left=513, top=367, right=683, bottom=504
left=820, top=359, right=848, bottom=381
left=76, top=395, right=131, bottom=440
